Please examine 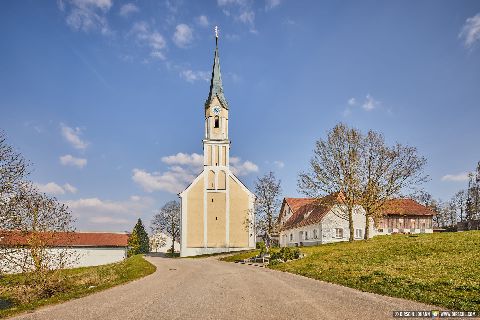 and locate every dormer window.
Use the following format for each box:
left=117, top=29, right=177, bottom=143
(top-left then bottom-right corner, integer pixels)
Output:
left=214, top=116, right=219, bottom=128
